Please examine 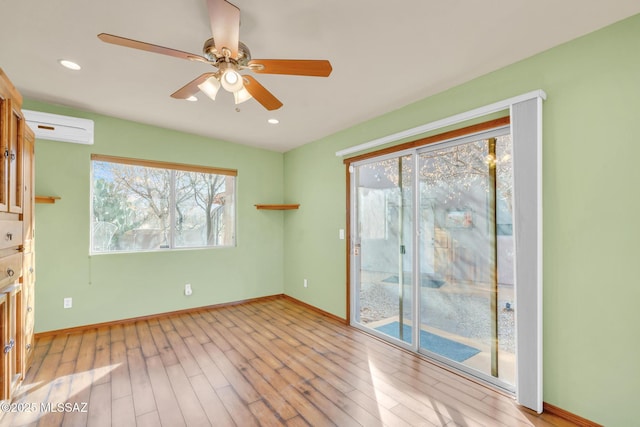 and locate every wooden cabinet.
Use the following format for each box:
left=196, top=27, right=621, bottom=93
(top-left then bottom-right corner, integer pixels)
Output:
left=22, top=127, right=34, bottom=251
left=0, top=283, right=23, bottom=400
left=0, top=68, right=34, bottom=402
left=7, top=105, right=23, bottom=215
left=21, top=253, right=34, bottom=369
left=0, top=71, right=24, bottom=215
